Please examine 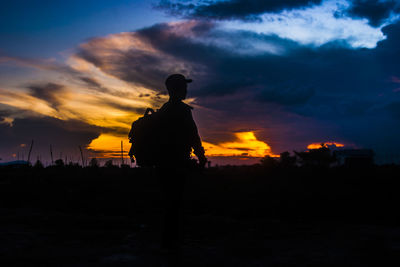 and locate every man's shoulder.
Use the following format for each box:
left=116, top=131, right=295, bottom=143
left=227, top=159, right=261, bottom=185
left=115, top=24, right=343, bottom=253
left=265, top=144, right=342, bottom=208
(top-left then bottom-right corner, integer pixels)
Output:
left=181, top=102, right=194, bottom=110
left=161, top=101, right=193, bottom=111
